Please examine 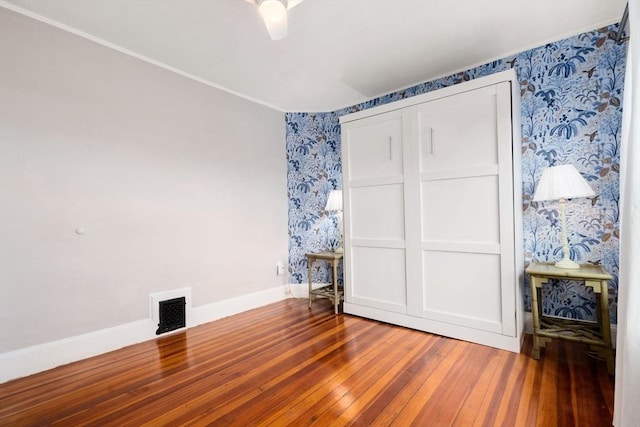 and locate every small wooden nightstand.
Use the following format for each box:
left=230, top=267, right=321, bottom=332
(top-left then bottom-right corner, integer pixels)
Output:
left=306, top=251, right=344, bottom=314
left=526, top=262, right=614, bottom=374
